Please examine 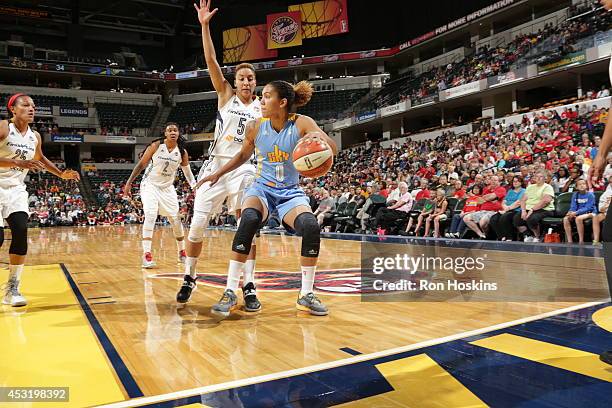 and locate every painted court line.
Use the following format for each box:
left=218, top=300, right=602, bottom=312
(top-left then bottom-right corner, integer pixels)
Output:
left=98, top=300, right=606, bottom=408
